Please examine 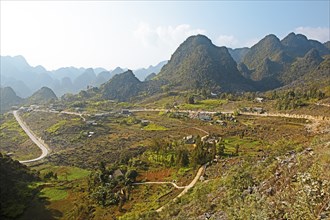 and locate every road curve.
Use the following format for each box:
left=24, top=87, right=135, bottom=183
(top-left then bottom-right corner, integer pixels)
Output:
left=13, top=110, right=50, bottom=163
left=156, top=164, right=206, bottom=212
left=132, top=165, right=206, bottom=212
